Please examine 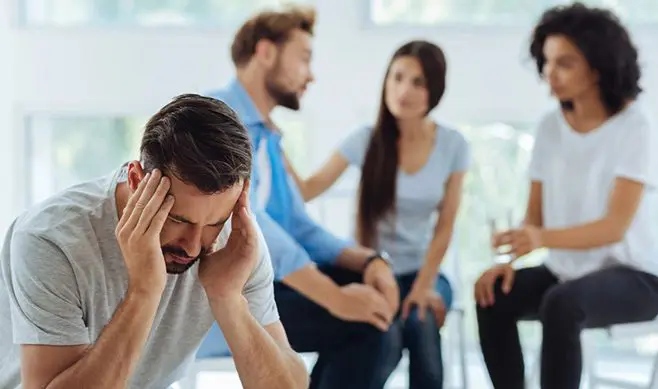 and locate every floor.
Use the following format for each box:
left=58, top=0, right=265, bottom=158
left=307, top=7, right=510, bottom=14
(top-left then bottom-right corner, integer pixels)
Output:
left=175, top=349, right=657, bottom=389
